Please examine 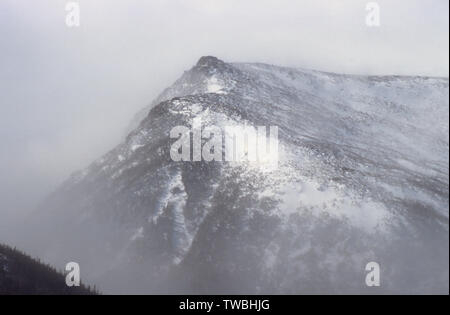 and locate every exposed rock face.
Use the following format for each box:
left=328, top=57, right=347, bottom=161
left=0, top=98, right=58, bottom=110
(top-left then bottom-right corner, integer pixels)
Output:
left=31, top=57, right=449, bottom=294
